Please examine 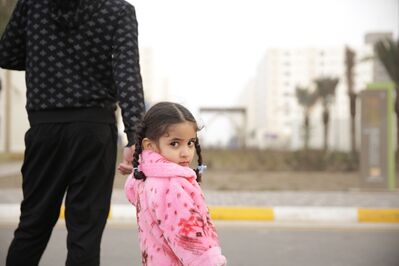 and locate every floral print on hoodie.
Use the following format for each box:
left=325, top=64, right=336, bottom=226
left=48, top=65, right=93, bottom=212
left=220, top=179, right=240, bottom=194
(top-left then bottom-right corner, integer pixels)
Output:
left=125, top=150, right=226, bottom=266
